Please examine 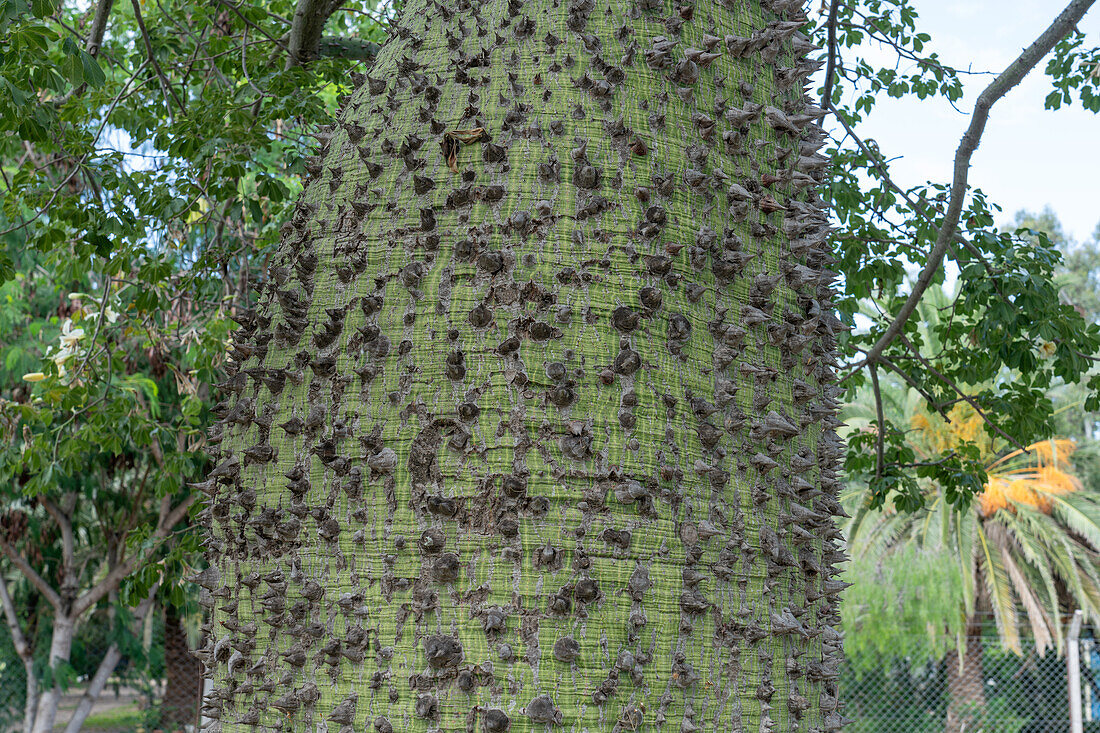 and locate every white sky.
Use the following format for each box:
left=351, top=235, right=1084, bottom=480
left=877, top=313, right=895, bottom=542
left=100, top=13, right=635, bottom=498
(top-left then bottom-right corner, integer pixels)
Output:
left=825, top=0, right=1100, bottom=243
